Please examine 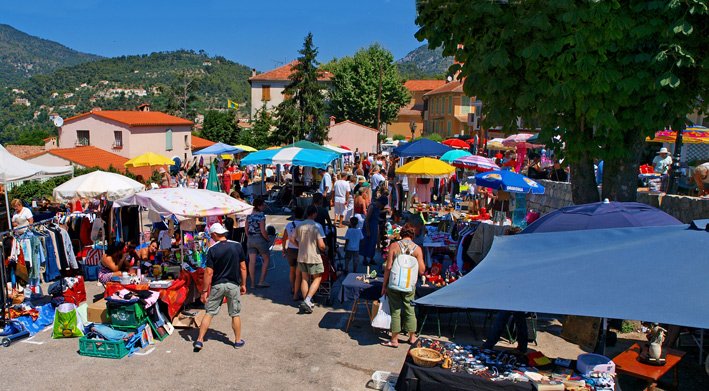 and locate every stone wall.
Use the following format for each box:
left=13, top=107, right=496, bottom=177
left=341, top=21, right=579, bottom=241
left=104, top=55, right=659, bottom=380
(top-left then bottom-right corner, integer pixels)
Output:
left=636, top=192, right=709, bottom=223
left=525, top=179, right=709, bottom=223
left=525, top=180, right=574, bottom=215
